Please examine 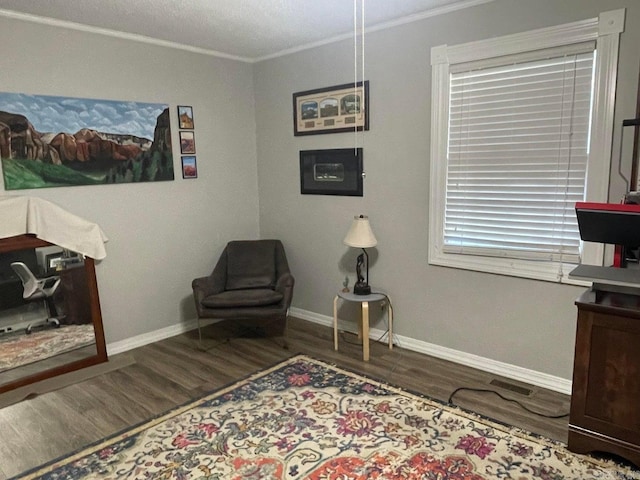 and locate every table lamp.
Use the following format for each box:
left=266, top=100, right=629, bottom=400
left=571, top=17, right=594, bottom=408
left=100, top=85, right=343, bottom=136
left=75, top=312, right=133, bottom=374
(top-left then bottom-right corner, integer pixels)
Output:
left=343, top=214, right=377, bottom=295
